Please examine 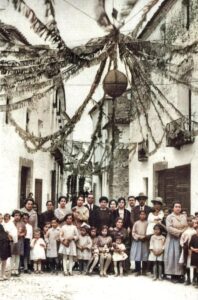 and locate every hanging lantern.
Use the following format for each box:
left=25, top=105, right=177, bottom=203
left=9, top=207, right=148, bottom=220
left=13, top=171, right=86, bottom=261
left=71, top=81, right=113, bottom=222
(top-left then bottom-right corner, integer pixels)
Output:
left=103, top=69, right=128, bottom=98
